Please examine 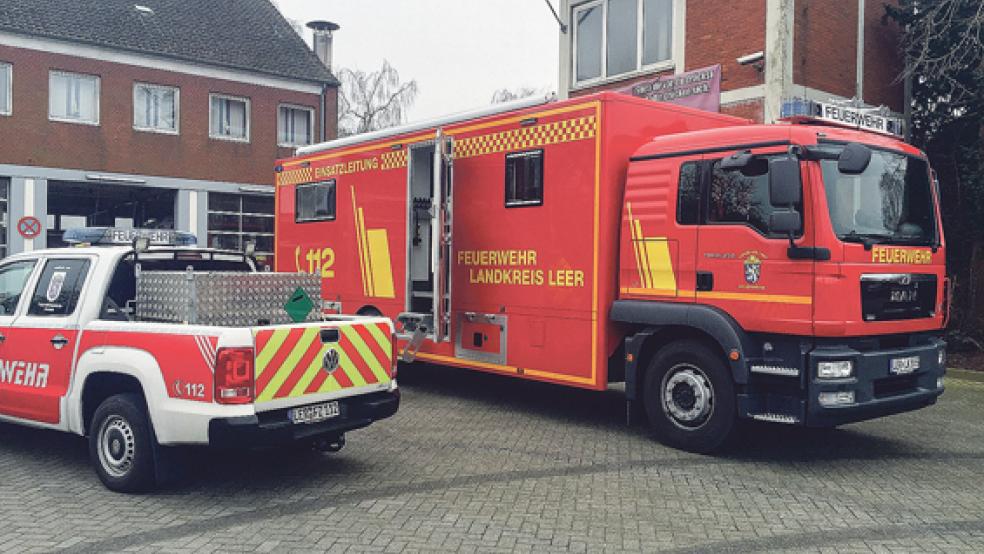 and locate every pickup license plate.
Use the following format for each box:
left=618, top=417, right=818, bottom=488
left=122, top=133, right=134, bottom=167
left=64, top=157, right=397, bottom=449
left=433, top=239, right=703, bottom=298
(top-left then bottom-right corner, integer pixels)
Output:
left=890, top=356, right=920, bottom=375
left=289, top=401, right=340, bottom=425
